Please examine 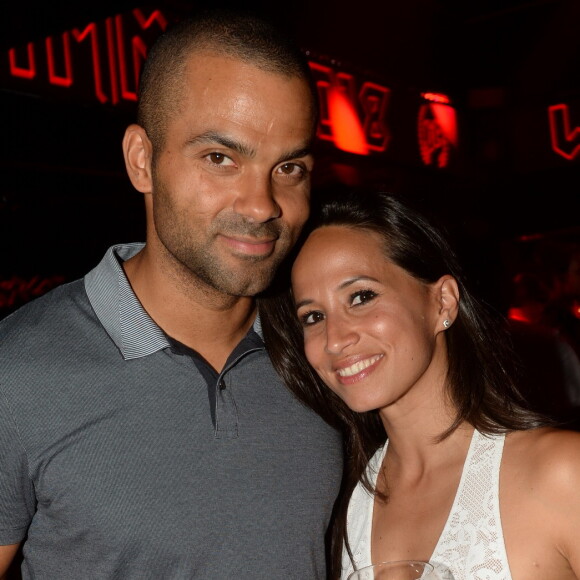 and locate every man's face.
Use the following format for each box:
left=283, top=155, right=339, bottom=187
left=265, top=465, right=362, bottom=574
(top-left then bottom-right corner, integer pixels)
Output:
left=149, top=52, right=314, bottom=297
